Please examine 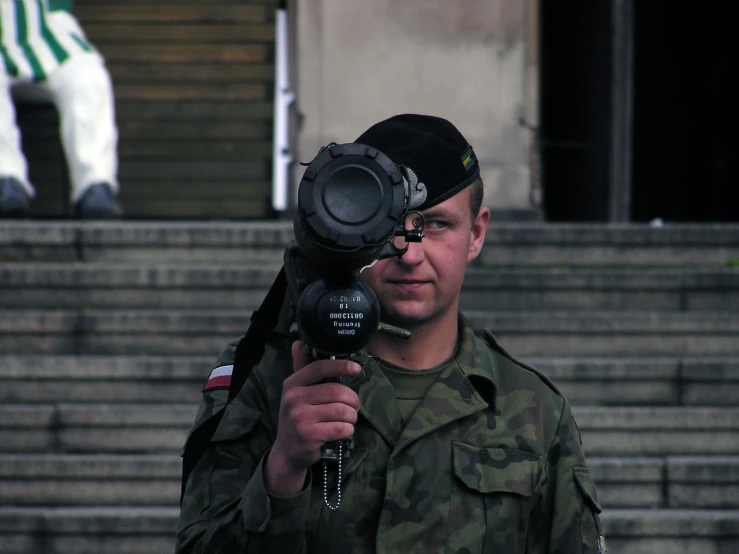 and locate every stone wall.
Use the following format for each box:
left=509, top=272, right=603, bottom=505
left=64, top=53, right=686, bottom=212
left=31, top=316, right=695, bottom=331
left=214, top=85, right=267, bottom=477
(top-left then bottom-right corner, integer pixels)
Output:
left=294, top=0, right=537, bottom=212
